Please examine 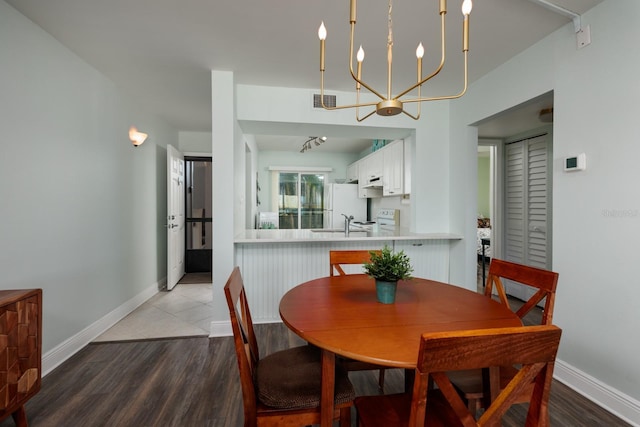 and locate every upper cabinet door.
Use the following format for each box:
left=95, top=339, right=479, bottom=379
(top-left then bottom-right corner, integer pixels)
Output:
left=383, top=140, right=404, bottom=196
left=347, top=161, right=359, bottom=183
